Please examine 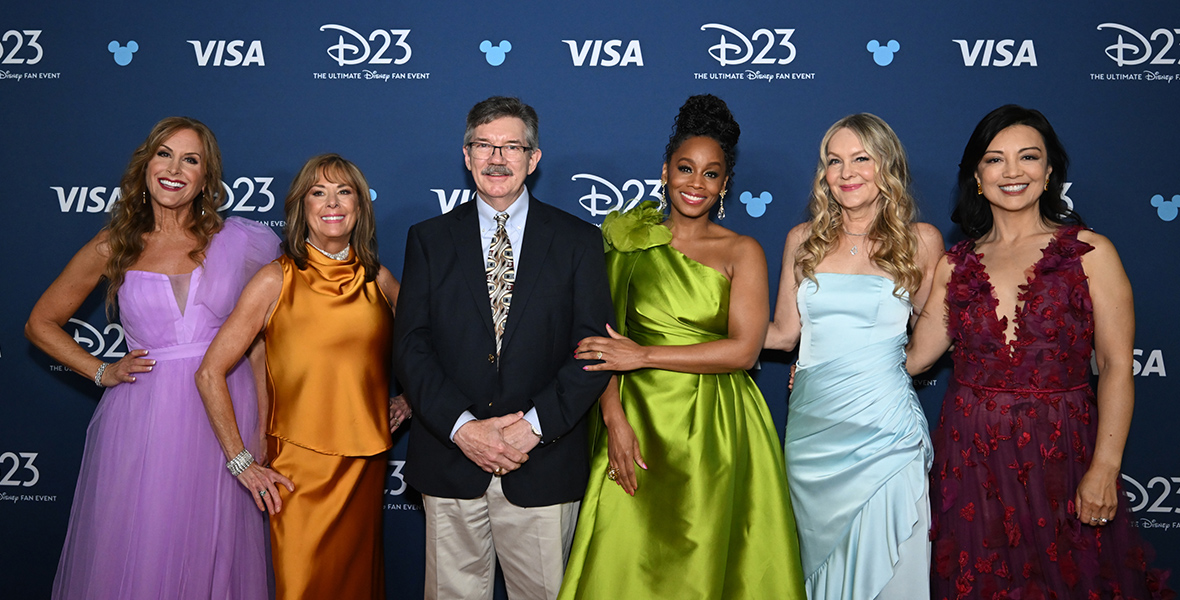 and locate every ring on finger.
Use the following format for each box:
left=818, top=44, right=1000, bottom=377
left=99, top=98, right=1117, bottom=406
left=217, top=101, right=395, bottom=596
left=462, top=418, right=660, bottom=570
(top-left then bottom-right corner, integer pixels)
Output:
left=597, top=351, right=603, bottom=360
left=259, top=489, right=268, bottom=498
left=1090, top=517, right=1098, bottom=522
left=1099, top=518, right=1109, bottom=524
left=493, top=467, right=504, bottom=477
left=607, top=466, right=618, bottom=481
